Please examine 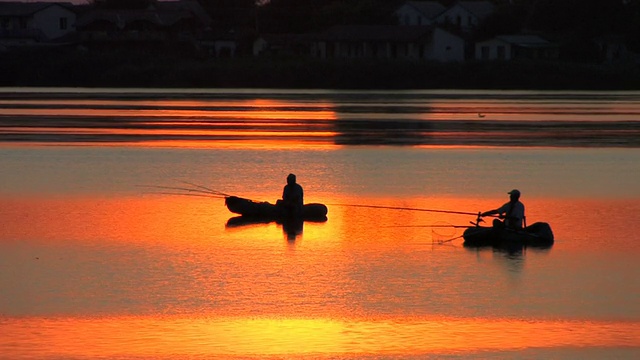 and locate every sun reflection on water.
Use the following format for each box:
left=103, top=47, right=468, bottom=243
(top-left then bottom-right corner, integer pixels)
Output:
left=2, top=316, right=638, bottom=358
